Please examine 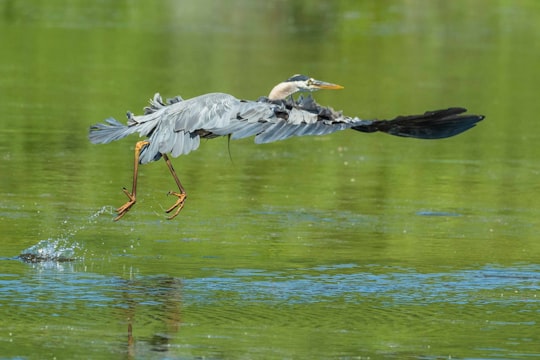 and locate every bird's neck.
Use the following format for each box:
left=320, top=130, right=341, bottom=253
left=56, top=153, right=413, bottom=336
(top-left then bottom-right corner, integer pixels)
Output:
left=268, top=82, right=298, bottom=100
